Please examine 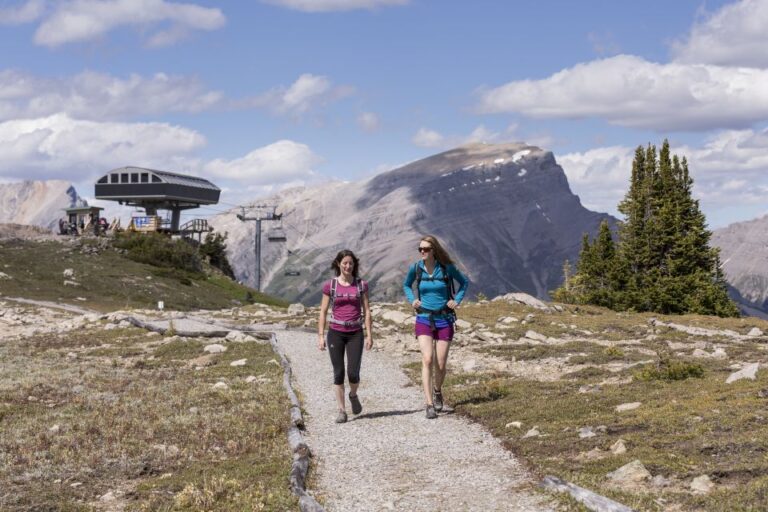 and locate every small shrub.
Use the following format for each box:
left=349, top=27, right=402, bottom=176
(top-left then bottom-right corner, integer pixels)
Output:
left=200, top=231, right=235, bottom=278
left=114, top=232, right=203, bottom=273
left=636, top=359, right=704, bottom=381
